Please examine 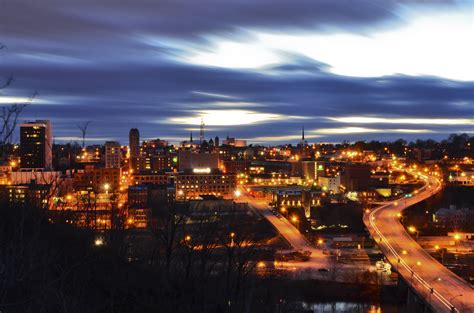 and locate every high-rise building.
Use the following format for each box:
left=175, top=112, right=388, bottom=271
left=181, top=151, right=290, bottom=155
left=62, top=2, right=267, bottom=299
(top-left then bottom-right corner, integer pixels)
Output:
left=340, top=163, right=371, bottom=192
left=105, top=141, right=121, bottom=169
left=20, top=120, right=52, bottom=170
left=129, top=128, right=140, bottom=172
